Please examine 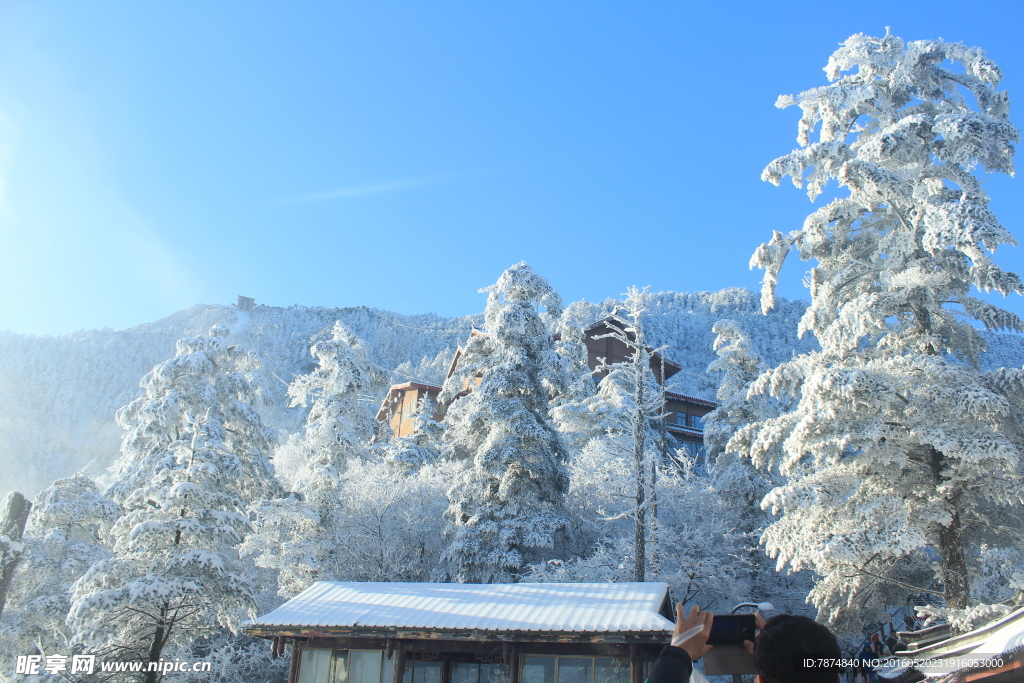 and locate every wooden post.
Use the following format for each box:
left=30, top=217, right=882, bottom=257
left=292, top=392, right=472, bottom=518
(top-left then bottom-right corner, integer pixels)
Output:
left=508, top=643, right=520, bottom=683
left=629, top=645, right=642, bottom=683
left=0, top=491, right=32, bottom=621
left=288, top=641, right=301, bottom=683
left=394, top=643, right=407, bottom=683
